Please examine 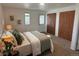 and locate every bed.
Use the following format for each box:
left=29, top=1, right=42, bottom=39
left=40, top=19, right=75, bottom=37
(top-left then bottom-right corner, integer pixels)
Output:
left=1, top=31, right=54, bottom=56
